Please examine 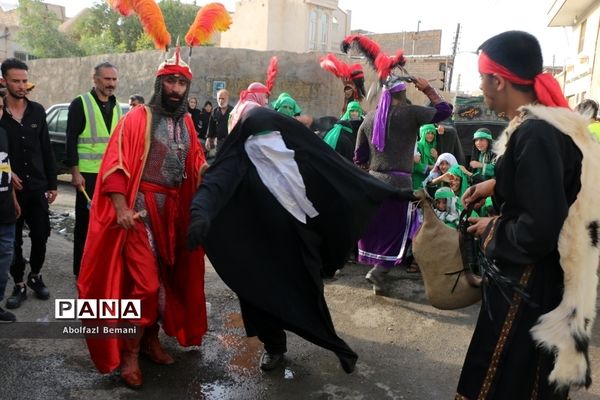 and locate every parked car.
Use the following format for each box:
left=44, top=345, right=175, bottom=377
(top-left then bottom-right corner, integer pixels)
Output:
left=46, top=102, right=130, bottom=174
